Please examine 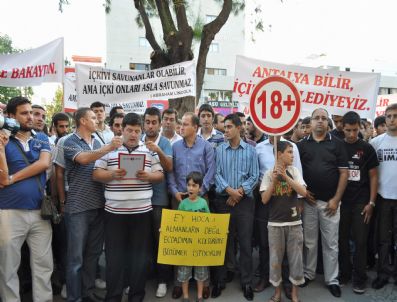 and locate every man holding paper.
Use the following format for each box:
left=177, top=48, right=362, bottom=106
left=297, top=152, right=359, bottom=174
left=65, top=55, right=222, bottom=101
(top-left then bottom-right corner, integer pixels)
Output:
left=93, top=112, right=164, bottom=302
